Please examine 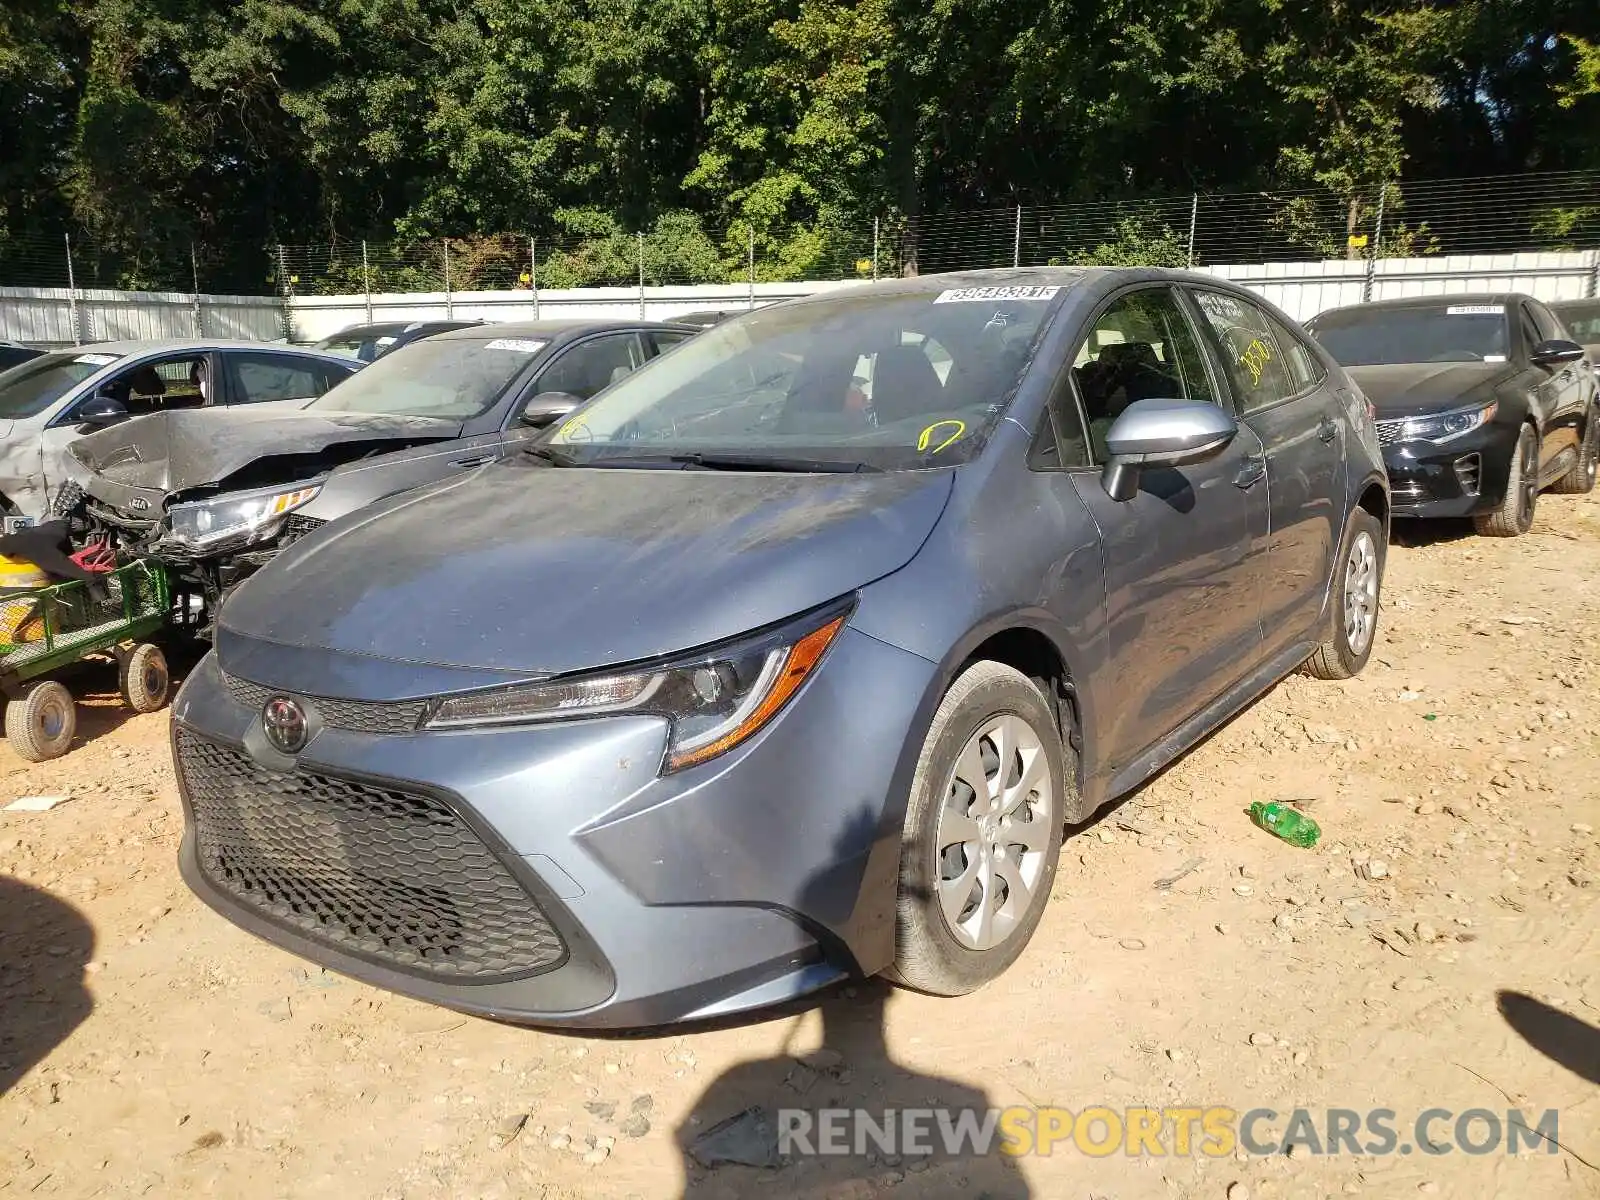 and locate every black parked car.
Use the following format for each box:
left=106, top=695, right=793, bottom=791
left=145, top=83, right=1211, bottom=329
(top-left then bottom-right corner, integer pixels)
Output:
left=0, top=342, right=45, bottom=372
left=312, top=319, right=484, bottom=362
left=1307, top=294, right=1597, bottom=536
